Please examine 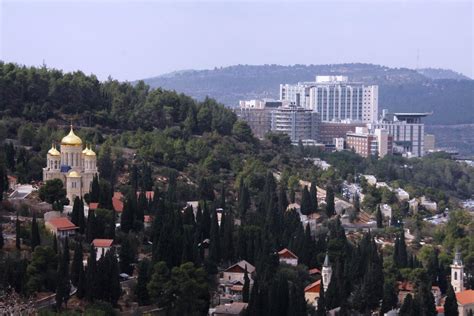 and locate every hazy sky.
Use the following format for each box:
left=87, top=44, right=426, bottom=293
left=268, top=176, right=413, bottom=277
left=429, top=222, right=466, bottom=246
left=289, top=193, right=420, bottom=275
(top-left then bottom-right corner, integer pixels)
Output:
left=1, top=0, right=473, bottom=81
